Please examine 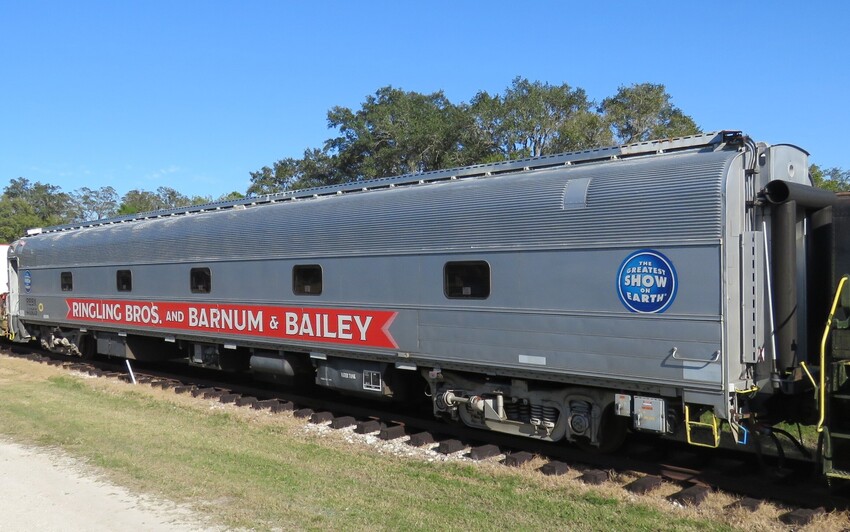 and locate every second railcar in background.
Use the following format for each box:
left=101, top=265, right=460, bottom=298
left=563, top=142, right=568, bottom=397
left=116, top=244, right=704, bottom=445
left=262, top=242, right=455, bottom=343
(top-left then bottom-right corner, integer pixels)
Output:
left=7, top=131, right=850, bottom=477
